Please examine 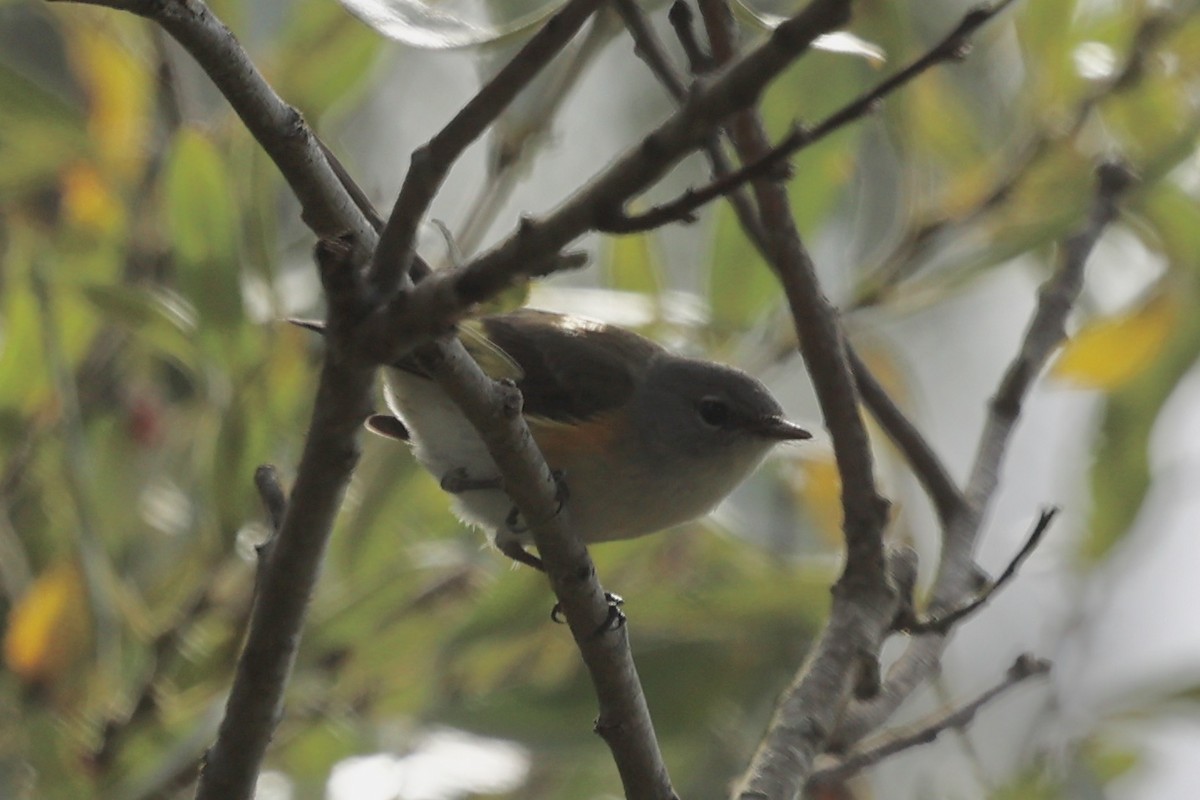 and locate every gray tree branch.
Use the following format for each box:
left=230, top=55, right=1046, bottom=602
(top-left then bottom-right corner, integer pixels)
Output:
left=45, top=1, right=671, bottom=797
left=809, top=655, right=1051, bottom=788
left=832, top=161, right=1136, bottom=749
left=366, top=0, right=607, bottom=299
